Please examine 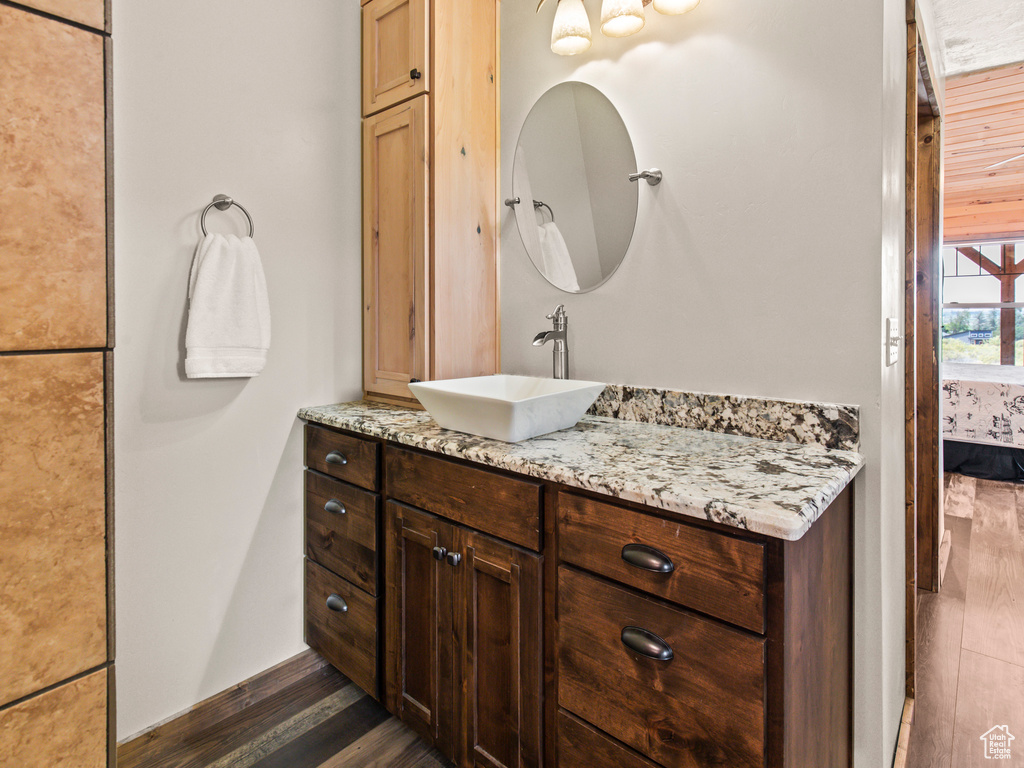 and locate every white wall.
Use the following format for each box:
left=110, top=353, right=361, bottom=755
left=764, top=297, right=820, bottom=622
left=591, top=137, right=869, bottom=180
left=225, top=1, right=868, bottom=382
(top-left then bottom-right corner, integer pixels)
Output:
left=113, top=0, right=362, bottom=739
left=501, top=1, right=907, bottom=765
